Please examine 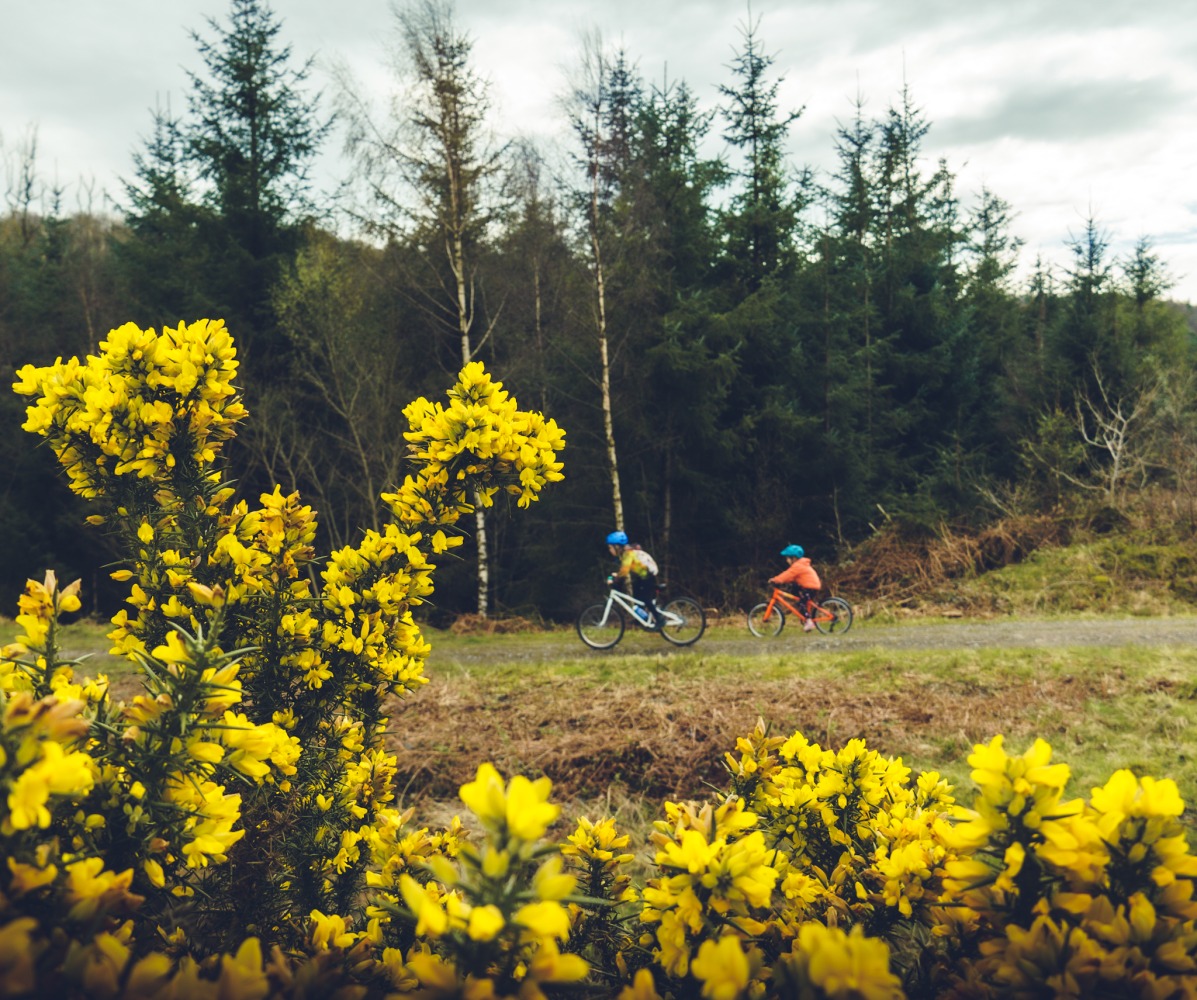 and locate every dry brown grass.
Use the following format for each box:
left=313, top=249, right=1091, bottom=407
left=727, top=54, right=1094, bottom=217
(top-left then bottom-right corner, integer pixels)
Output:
left=383, top=666, right=1117, bottom=806
left=448, top=613, right=544, bottom=635
left=829, top=514, right=1071, bottom=610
